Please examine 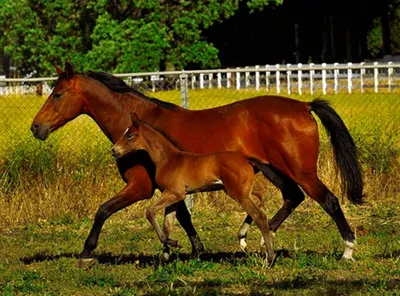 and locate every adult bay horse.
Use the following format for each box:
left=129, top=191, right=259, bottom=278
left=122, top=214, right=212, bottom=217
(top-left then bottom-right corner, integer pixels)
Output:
left=112, top=112, right=276, bottom=264
left=31, top=62, right=363, bottom=265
